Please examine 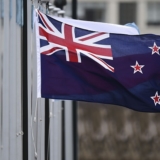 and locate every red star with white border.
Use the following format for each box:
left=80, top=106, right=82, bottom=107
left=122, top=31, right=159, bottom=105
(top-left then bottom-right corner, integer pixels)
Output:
left=131, top=61, right=144, bottom=74
left=151, top=92, right=160, bottom=106
left=149, top=42, right=160, bottom=55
